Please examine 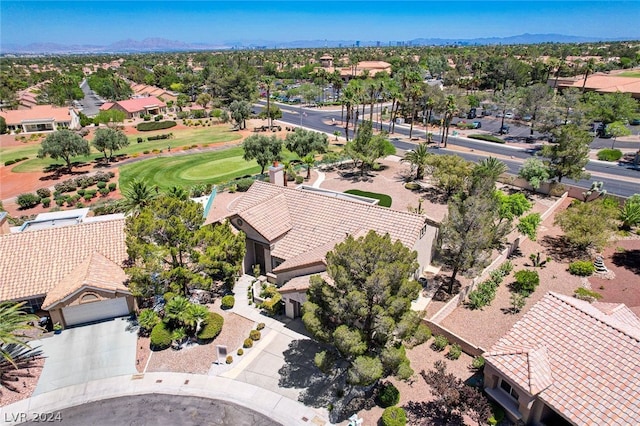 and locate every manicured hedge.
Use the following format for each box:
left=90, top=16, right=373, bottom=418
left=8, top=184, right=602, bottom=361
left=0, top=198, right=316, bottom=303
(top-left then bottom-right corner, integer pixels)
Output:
left=597, top=149, right=623, bottom=162
left=150, top=322, right=172, bottom=350
left=381, top=407, right=407, bottom=426
left=197, top=312, right=224, bottom=341
left=468, top=134, right=506, bottom=144
left=147, top=133, right=173, bottom=141
left=137, top=121, right=177, bottom=131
